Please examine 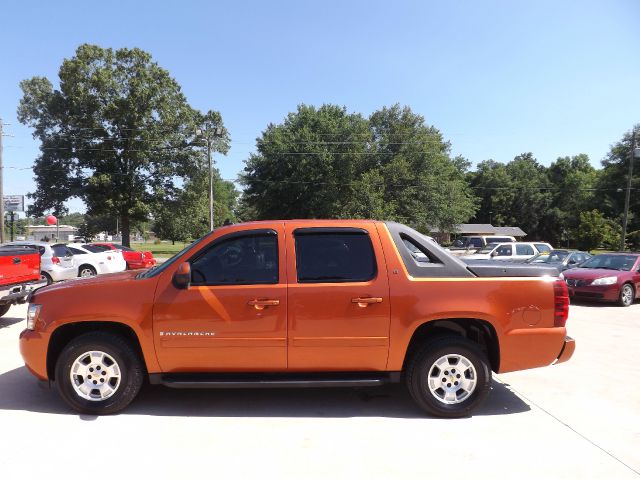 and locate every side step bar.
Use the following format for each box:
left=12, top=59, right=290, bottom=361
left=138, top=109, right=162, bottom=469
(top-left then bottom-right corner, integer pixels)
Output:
left=149, top=372, right=402, bottom=389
